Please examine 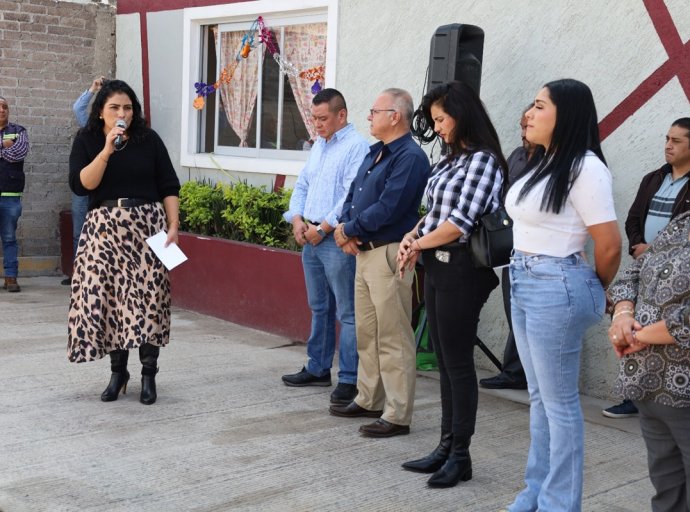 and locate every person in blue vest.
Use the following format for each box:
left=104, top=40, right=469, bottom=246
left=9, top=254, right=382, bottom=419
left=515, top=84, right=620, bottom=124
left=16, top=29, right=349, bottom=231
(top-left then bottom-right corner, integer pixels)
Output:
left=0, top=96, right=30, bottom=293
